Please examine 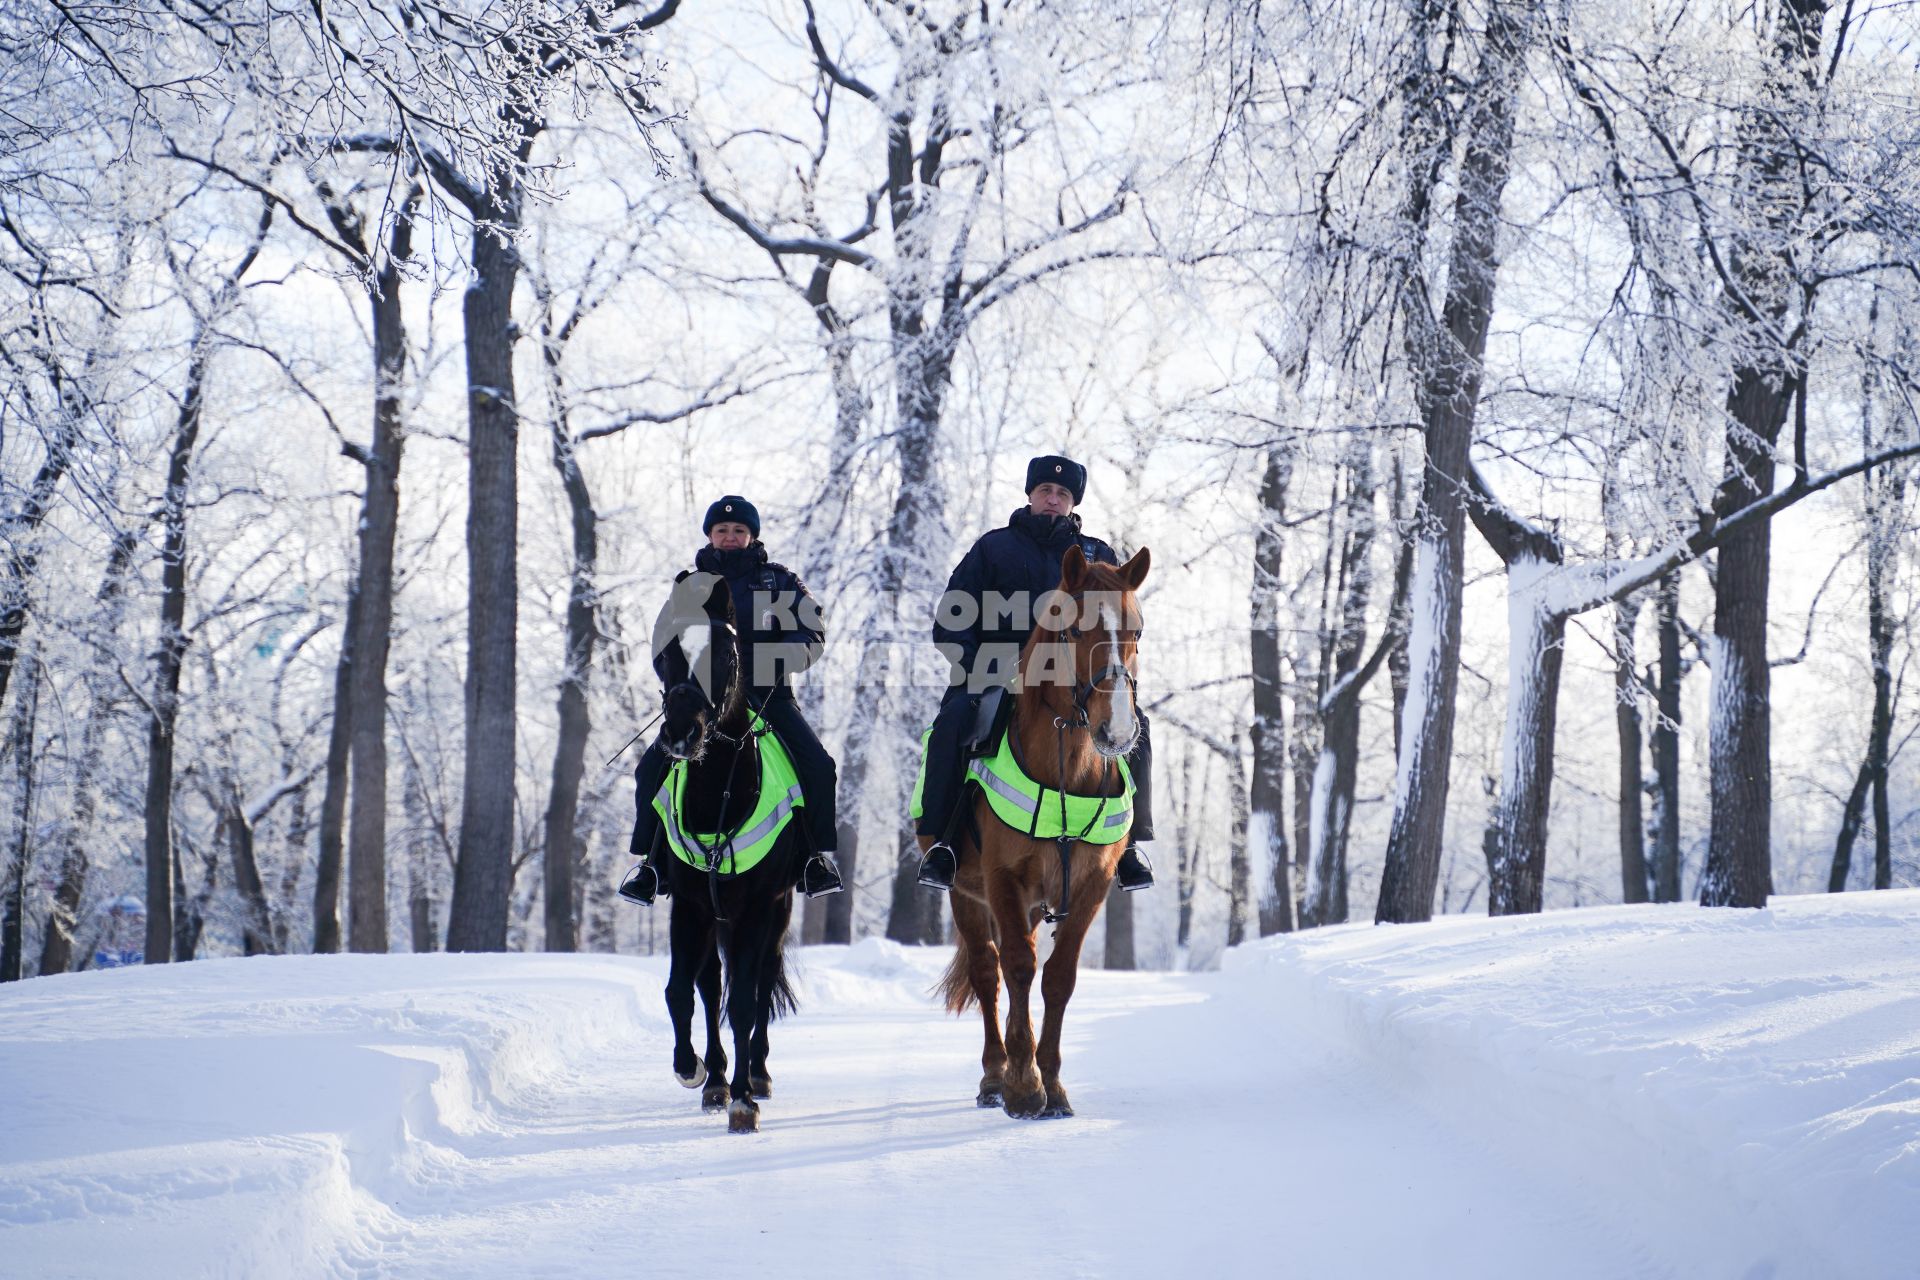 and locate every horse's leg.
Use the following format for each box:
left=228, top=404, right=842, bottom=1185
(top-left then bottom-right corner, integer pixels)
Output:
left=748, top=890, right=793, bottom=1100
left=724, top=924, right=769, bottom=1133
left=988, top=873, right=1044, bottom=1119
left=665, top=901, right=710, bottom=1090
left=697, top=937, right=729, bottom=1111
left=1034, top=869, right=1107, bottom=1119
left=948, top=864, right=1006, bottom=1107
